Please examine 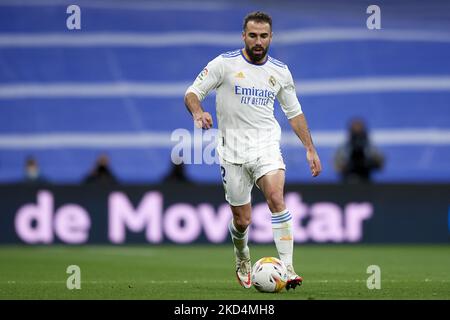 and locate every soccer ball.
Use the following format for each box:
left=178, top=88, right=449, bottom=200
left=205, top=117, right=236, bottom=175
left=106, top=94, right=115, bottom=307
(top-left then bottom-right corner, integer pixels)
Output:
left=251, top=257, right=288, bottom=293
